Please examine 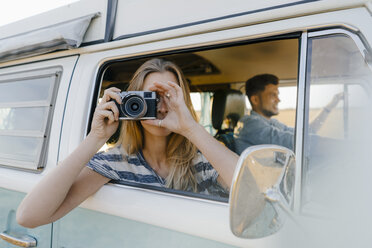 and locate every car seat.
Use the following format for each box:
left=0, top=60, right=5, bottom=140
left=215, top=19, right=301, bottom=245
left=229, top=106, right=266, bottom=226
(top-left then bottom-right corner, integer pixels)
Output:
left=211, top=89, right=245, bottom=152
